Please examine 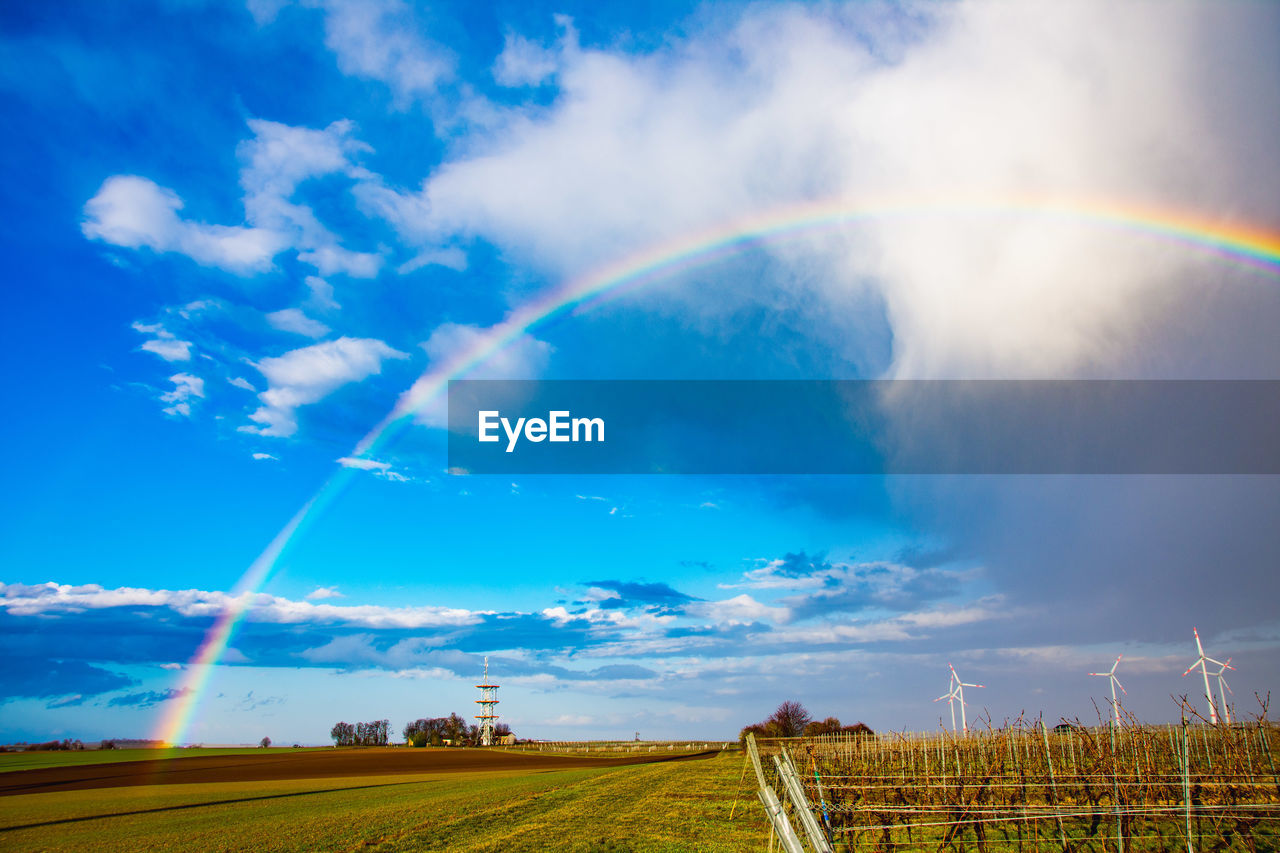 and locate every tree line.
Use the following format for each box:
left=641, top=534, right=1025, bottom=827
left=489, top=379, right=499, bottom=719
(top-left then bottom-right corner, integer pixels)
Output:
left=739, top=700, right=873, bottom=742
left=329, top=715, right=513, bottom=747
left=329, top=719, right=390, bottom=746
